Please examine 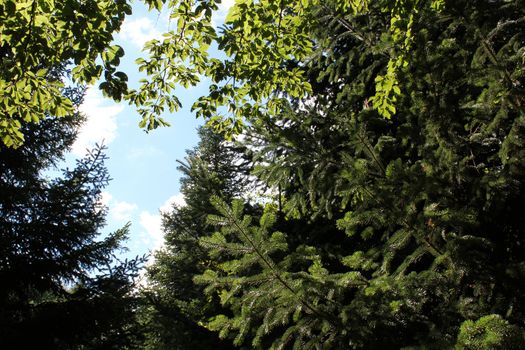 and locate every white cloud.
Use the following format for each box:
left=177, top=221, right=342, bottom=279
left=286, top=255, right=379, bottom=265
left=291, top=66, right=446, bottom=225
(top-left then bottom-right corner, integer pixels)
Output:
left=73, top=88, right=122, bottom=156
left=138, top=193, right=186, bottom=254
left=118, top=17, right=163, bottom=48
left=113, top=200, right=138, bottom=221
left=160, top=193, right=186, bottom=213
left=99, top=191, right=113, bottom=207
left=220, top=0, right=236, bottom=13
left=95, top=191, right=113, bottom=213
left=212, top=0, right=236, bottom=28
left=96, top=192, right=137, bottom=223
left=139, top=211, right=164, bottom=252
